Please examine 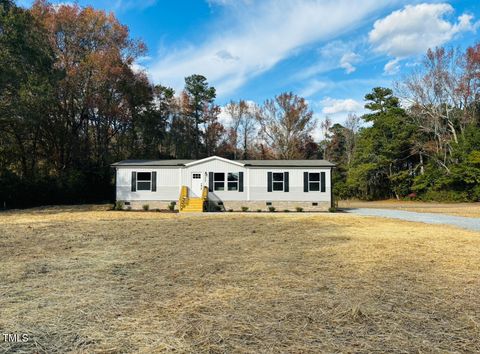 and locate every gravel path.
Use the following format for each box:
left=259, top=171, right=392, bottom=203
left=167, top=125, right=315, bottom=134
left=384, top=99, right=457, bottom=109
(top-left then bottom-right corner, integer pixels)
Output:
left=345, top=208, right=480, bottom=232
